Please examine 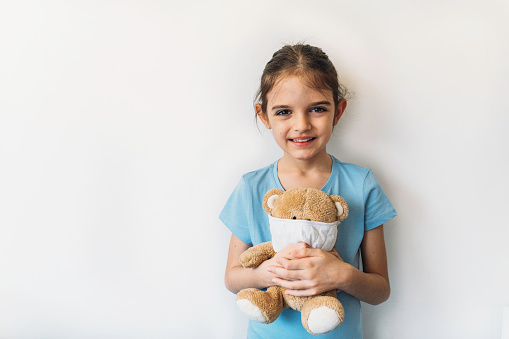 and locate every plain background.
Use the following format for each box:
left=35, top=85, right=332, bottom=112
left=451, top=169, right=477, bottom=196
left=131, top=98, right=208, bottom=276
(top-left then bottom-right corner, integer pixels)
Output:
left=1, top=0, right=508, bottom=338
